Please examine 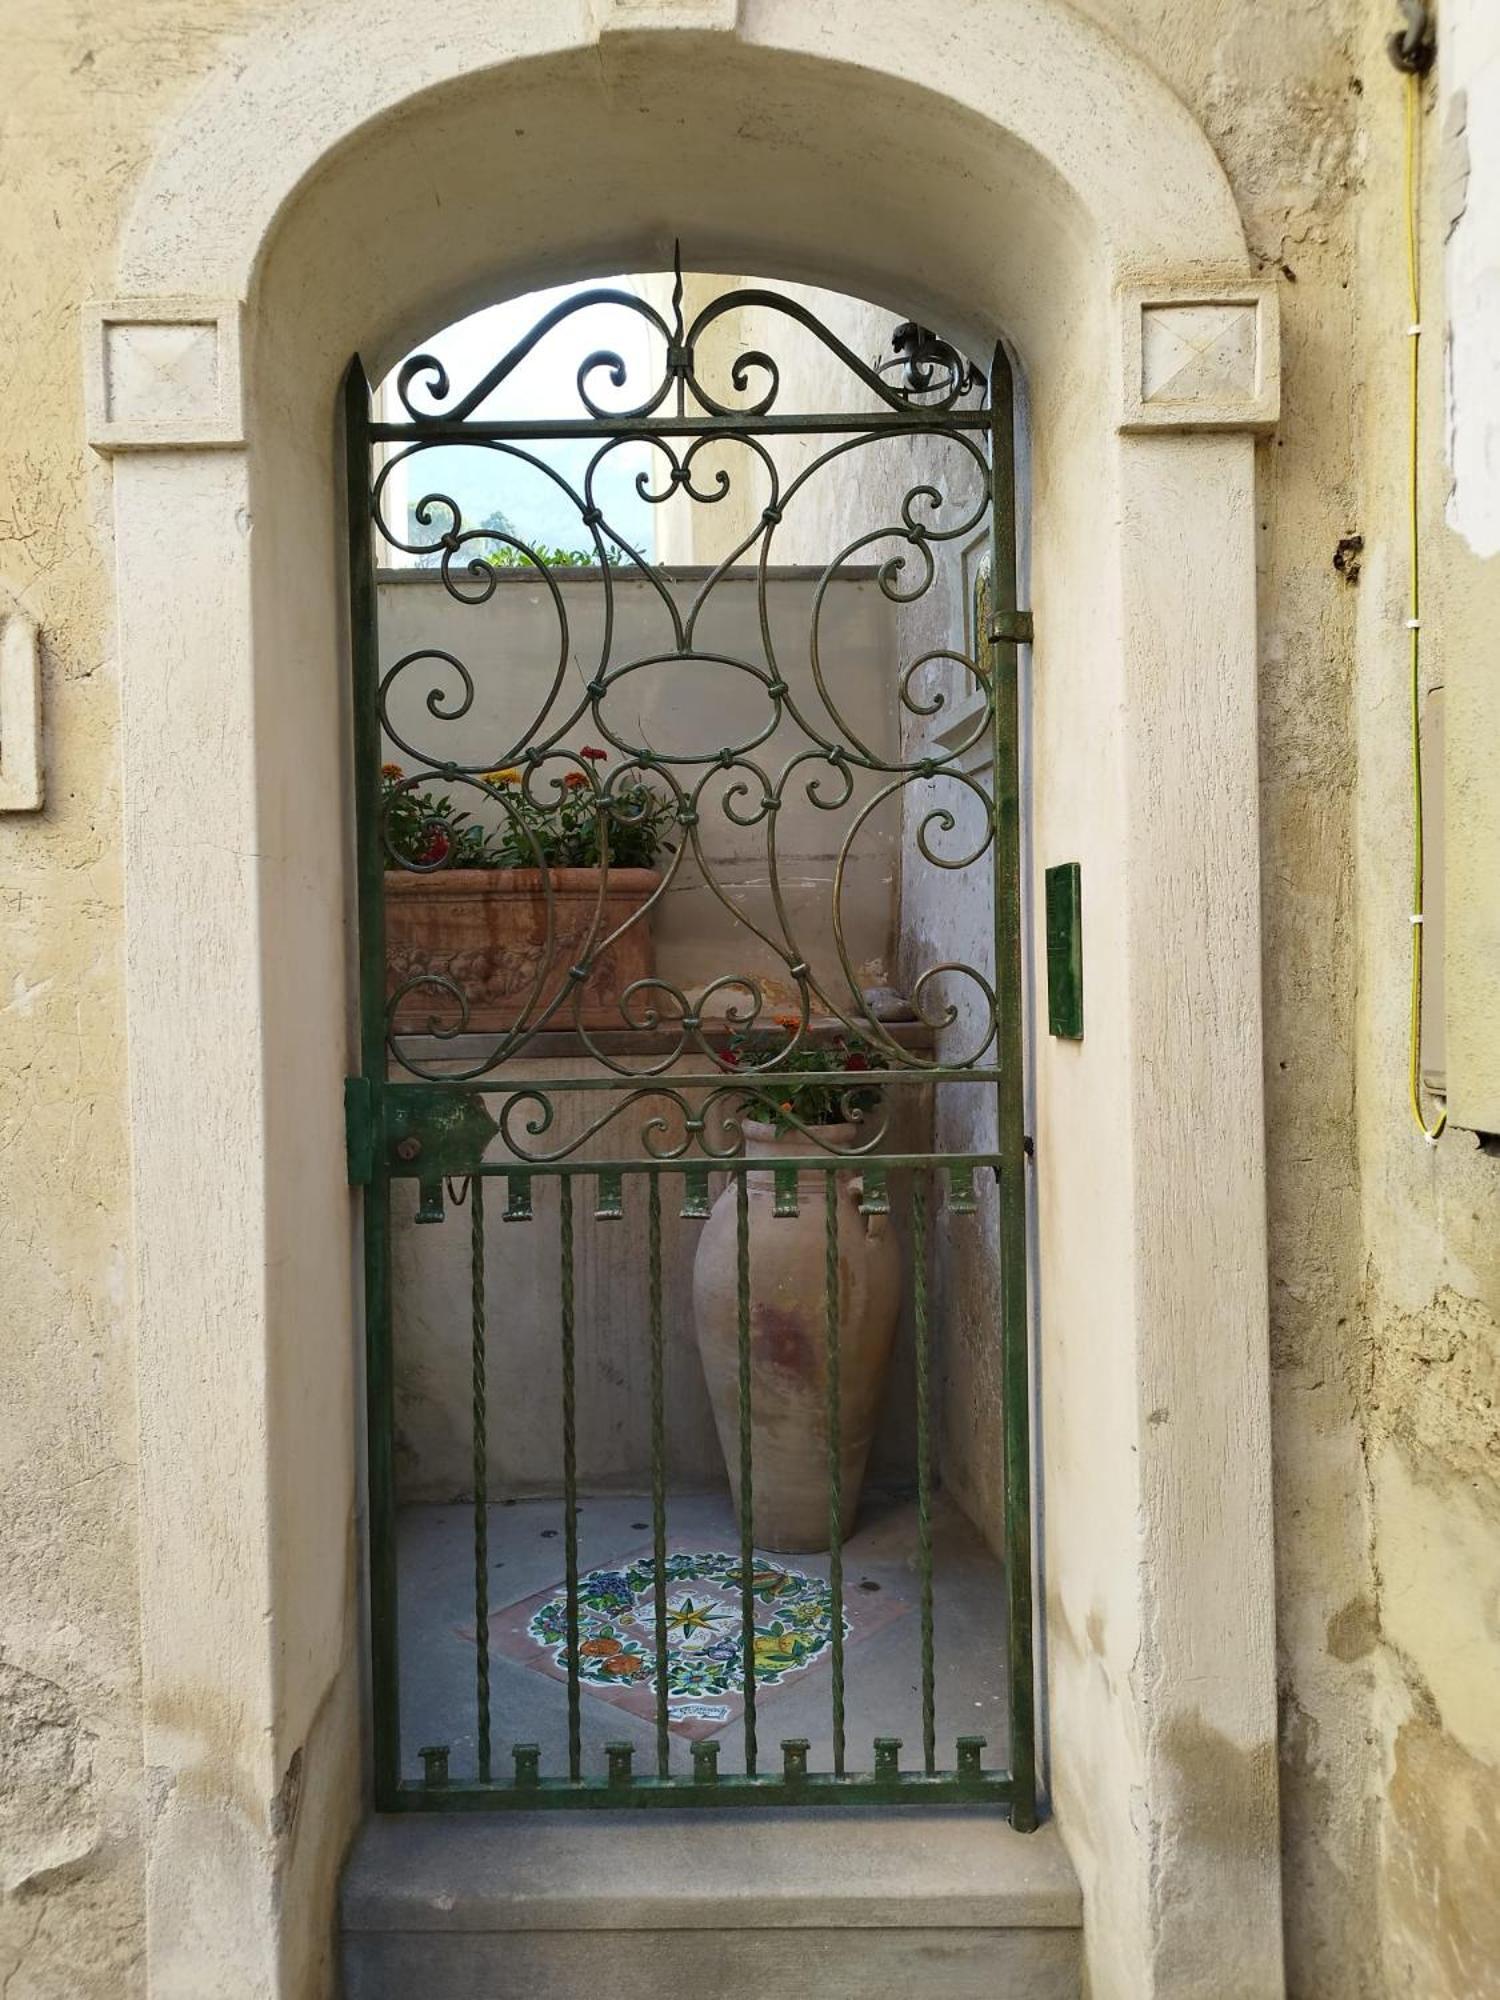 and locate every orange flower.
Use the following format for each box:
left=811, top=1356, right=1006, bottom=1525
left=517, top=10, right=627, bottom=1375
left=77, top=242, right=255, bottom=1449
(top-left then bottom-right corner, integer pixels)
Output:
left=580, top=1636, right=621, bottom=1658
left=601, top=1654, right=645, bottom=1678
left=380, top=762, right=403, bottom=780
left=563, top=771, right=589, bottom=789
left=773, top=1013, right=800, bottom=1032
